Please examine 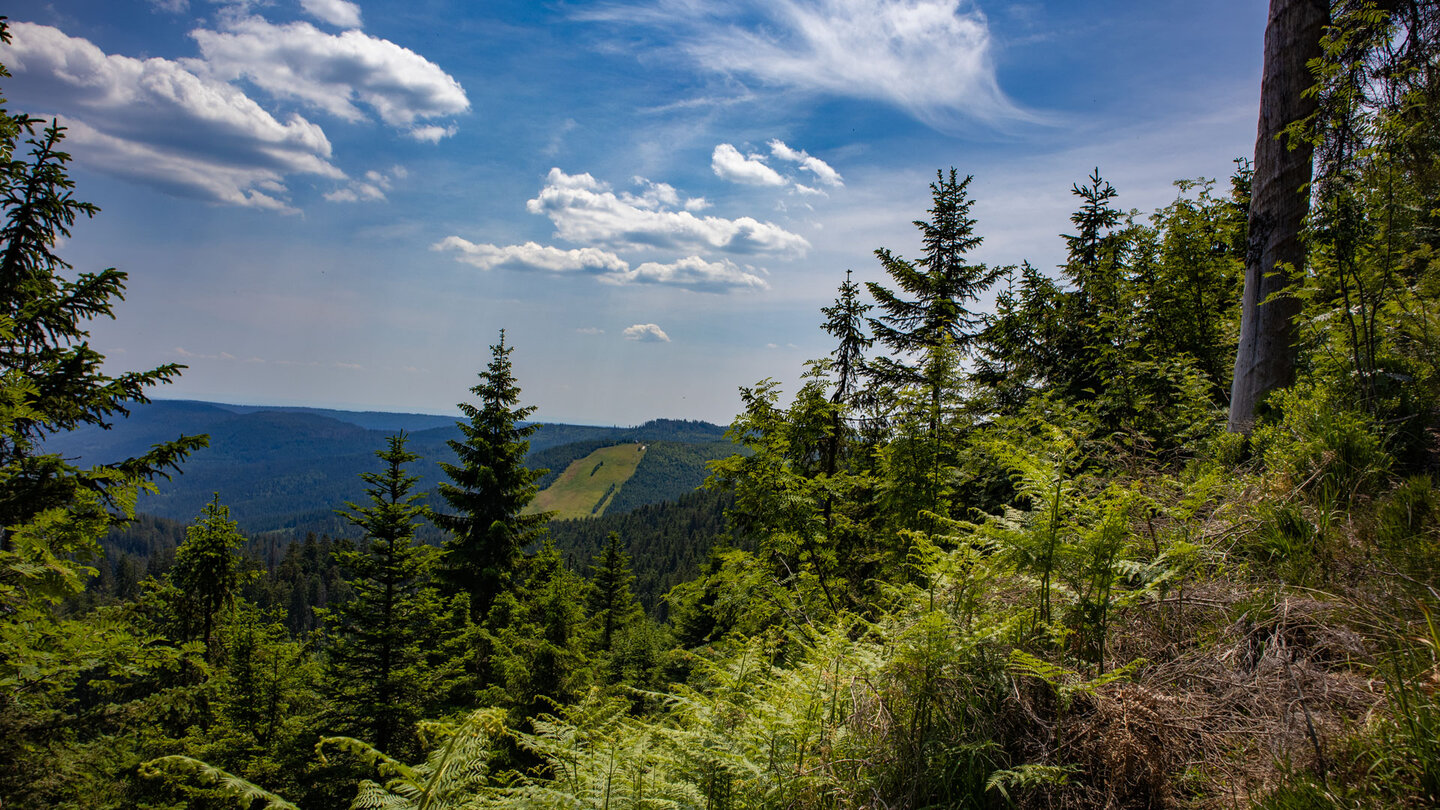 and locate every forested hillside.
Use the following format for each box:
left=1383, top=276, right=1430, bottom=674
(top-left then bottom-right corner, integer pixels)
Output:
left=5, top=6, right=1440, bottom=810
left=44, top=400, right=730, bottom=537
